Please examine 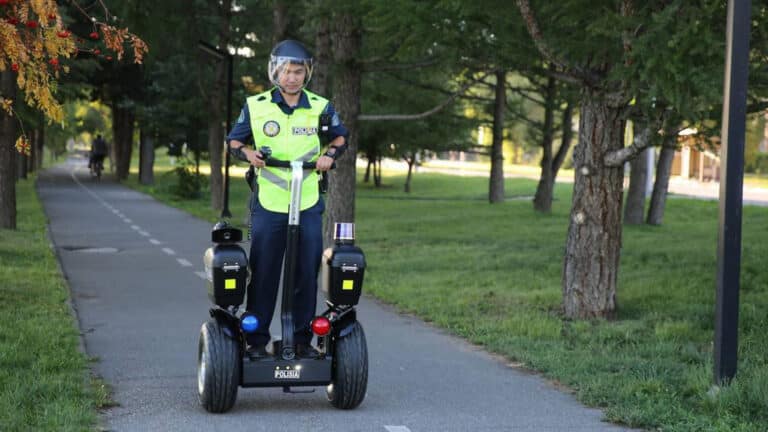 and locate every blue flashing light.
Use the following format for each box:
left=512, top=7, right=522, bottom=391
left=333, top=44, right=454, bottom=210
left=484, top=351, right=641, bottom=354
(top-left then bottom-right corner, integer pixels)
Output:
left=241, top=315, right=259, bottom=333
